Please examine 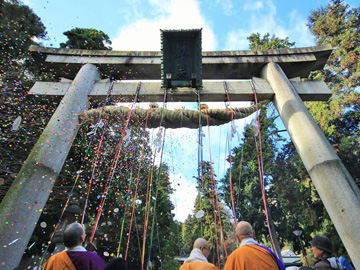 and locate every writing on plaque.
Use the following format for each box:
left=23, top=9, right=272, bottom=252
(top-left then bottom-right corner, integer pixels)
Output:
left=161, top=29, right=202, bottom=88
